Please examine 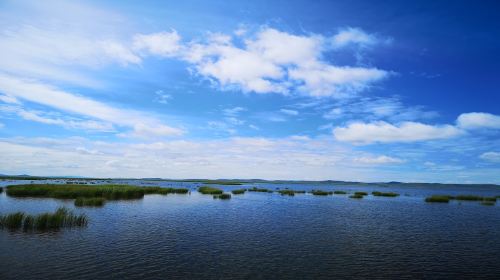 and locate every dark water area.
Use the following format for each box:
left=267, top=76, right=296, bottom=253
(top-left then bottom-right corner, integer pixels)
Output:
left=1, top=180, right=499, bottom=279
